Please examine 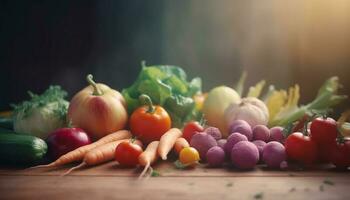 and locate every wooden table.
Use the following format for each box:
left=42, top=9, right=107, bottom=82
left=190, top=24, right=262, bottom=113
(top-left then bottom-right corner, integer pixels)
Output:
left=0, top=162, right=349, bottom=200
